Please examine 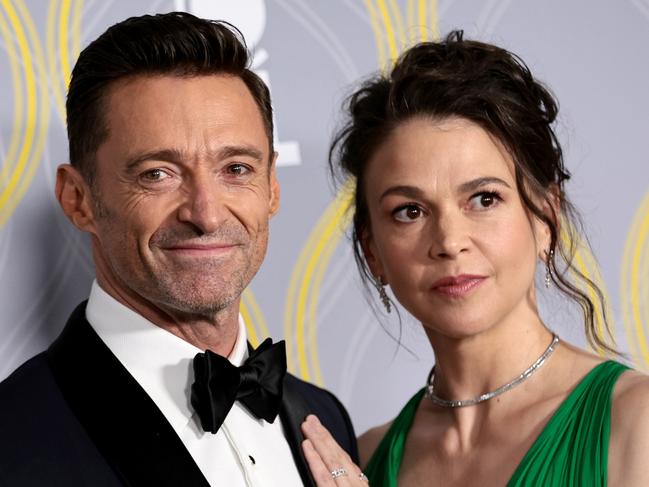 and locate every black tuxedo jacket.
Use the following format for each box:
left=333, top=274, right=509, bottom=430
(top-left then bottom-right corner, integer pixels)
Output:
left=0, top=302, right=358, bottom=486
